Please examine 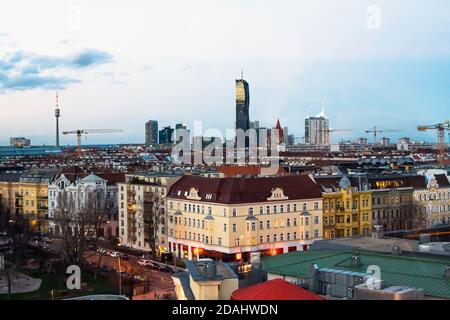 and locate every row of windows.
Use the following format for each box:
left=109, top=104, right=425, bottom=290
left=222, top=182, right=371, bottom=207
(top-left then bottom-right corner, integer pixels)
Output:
left=418, top=192, right=450, bottom=201
left=171, top=230, right=321, bottom=245
left=169, top=202, right=321, bottom=216
left=323, top=213, right=370, bottom=225
left=324, top=198, right=370, bottom=211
